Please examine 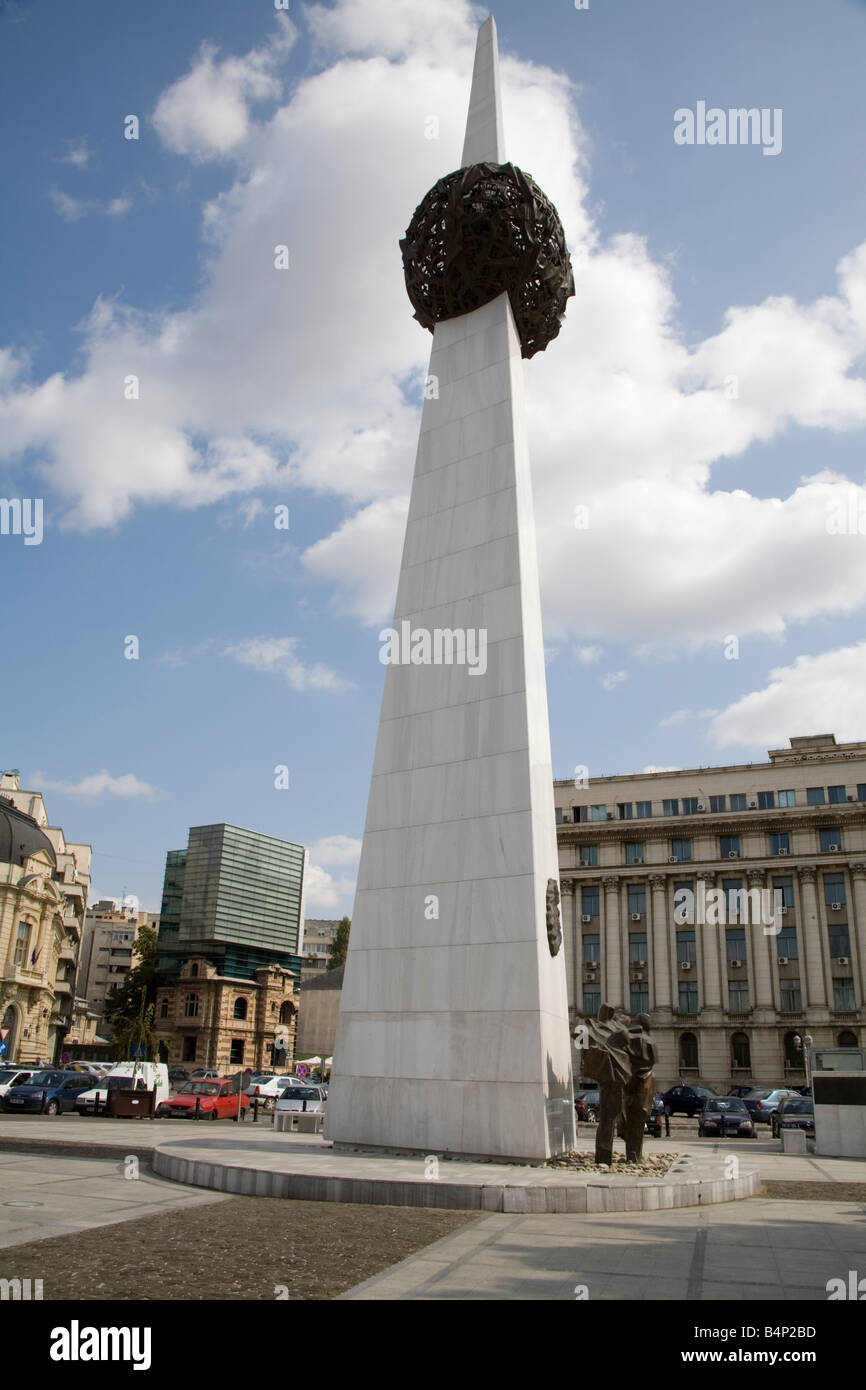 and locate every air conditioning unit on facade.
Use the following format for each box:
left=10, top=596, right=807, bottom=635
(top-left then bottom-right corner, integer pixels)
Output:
left=837, top=956, right=850, bottom=965
left=581, top=914, right=592, bottom=923
left=586, top=970, right=598, bottom=981
left=730, top=959, right=744, bottom=968
left=831, top=902, right=843, bottom=911
left=697, top=804, right=707, bottom=812
left=777, top=848, right=789, bottom=856
left=728, top=851, right=739, bottom=859
left=631, top=912, right=642, bottom=921
left=749, top=800, right=758, bottom=808
left=631, top=856, right=644, bottom=864
left=561, top=813, right=571, bottom=822
left=606, top=812, right=614, bottom=820
left=668, top=856, right=678, bottom=864
left=847, top=795, right=855, bottom=802
left=779, top=905, right=789, bottom=914
left=778, top=956, right=789, bottom=966
left=828, top=844, right=841, bottom=852
left=681, top=960, right=693, bottom=970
